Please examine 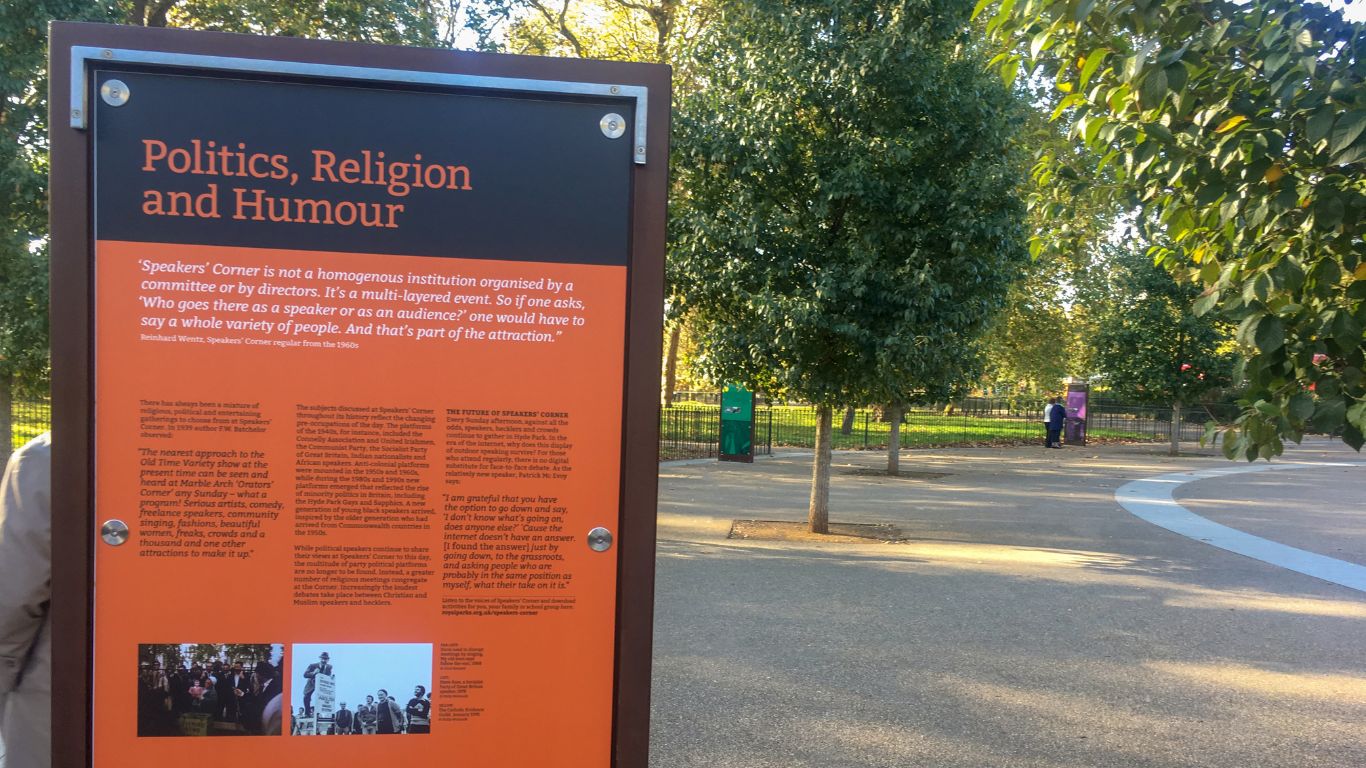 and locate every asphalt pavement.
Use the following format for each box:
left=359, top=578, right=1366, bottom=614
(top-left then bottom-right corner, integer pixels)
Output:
left=4, top=440, right=1359, bottom=767
left=649, top=439, right=1366, bottom=767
